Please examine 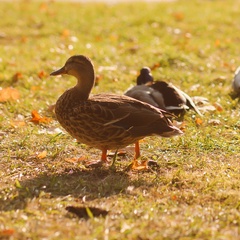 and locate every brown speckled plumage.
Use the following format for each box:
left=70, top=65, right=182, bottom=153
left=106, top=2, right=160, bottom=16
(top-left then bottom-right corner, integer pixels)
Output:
left=50, top=55, right=182, bottom=165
